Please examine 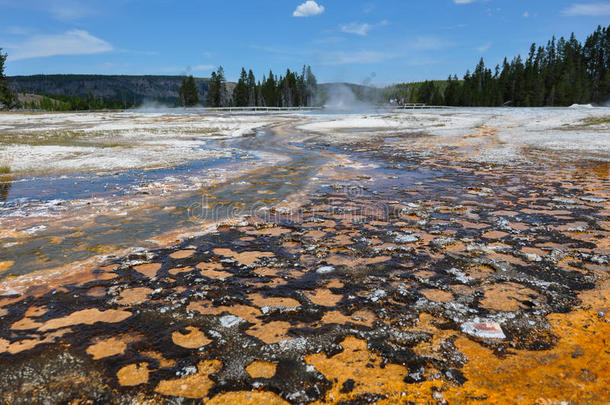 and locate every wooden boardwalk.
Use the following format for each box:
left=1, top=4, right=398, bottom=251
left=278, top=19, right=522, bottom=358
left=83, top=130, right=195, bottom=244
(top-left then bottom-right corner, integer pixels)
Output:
left=202, top=106, right=323, bottom=112
left=391, top=103, right=447, bottom=110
